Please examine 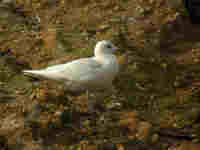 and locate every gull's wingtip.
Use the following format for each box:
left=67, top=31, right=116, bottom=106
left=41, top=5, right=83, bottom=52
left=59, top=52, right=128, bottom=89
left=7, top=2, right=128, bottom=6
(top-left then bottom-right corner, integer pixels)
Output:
left=22, top=70, right=41, bottom=75
left=22, top=70, right=32, bottom=73
left=22, top=70, right=34, bottom=76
